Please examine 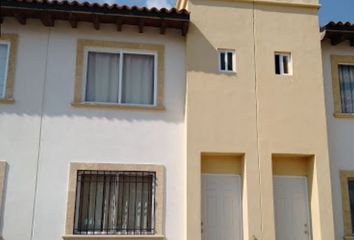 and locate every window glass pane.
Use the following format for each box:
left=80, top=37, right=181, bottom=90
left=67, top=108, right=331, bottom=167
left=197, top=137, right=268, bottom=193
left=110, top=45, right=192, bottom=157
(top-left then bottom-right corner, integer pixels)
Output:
left=74, top=171, right=155, bottom=235
left=122, top=54, right=155, bottom=105
left=338, top=65, right=354, bottom=113
left=0, top=44, right=9, bottom=98
left=283, top=55, right=289, bottom=74
left=227, top=52, right=233, bottom=71
left=220, top=52, right=226, bottom=71
left=85, top=52, right=120, bottom=103
left=348, top=180, right=354, bottom=234
left=275, top=54, right=281, bottom=74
